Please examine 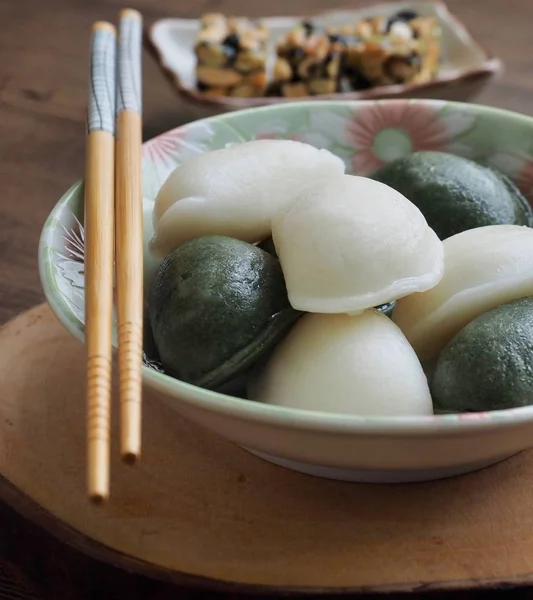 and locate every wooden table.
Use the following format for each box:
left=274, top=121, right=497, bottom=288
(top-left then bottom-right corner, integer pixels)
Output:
left=1, top=0, right=533, bottom=597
